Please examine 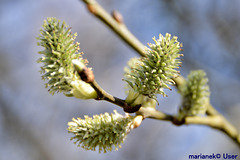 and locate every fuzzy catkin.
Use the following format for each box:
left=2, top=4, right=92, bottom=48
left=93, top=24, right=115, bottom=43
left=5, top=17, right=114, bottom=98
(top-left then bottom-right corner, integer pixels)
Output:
left=37, top=17, right=85, bottom=94
left=124, top=33, right=183, bottom=100
left=178, top=70, right=210, bottom=119
left=68, top=110, right=133, bottom=153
